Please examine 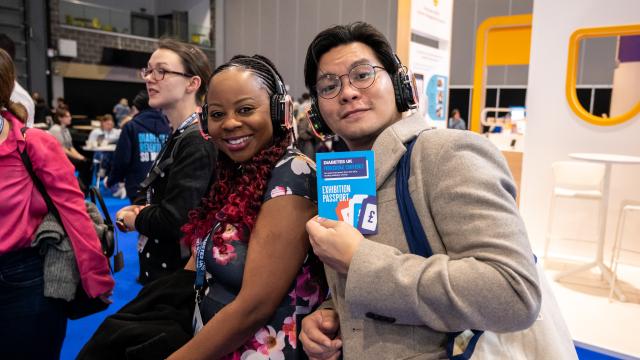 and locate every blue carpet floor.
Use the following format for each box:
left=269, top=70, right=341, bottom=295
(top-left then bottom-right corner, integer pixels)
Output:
left=58, top=193, right=624, bottom=359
